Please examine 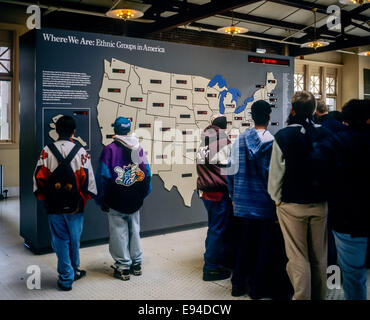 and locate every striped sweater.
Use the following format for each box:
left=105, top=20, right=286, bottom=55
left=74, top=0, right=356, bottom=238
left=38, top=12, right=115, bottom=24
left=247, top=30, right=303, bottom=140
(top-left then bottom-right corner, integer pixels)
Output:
left=228, top=128, right=276, bottom=220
